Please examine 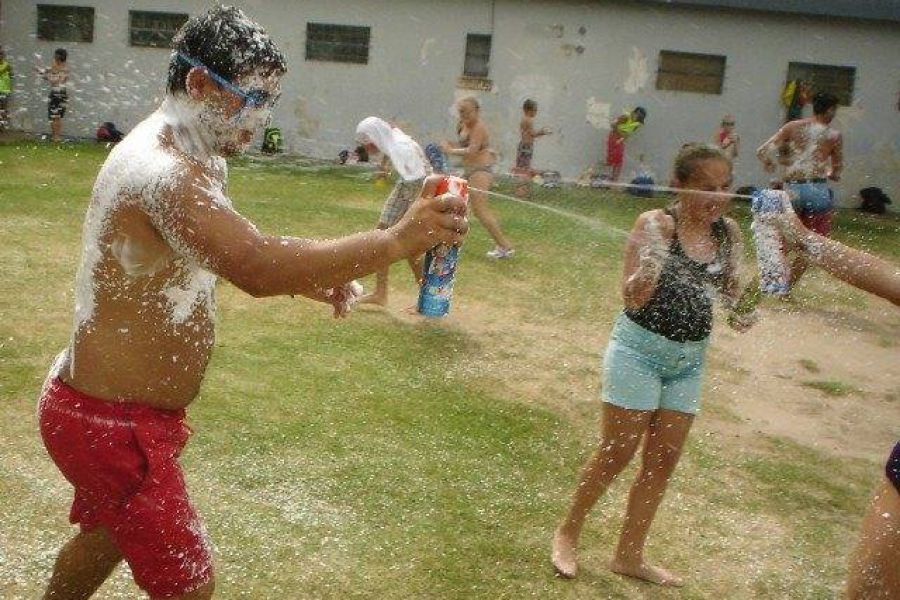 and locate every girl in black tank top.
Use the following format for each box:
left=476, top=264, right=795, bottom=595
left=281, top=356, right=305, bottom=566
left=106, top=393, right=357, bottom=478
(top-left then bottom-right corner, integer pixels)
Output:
left=553, top=145, right=757, bottom=587
left=625, top=207, right=731, bottom=342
